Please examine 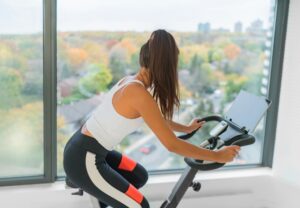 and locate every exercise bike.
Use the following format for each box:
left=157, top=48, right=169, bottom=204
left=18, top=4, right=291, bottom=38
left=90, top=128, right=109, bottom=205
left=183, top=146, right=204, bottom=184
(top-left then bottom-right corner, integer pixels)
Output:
left=161, top=91, right=271, bottom=208
left=66, top=91, right=271, bottom=208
